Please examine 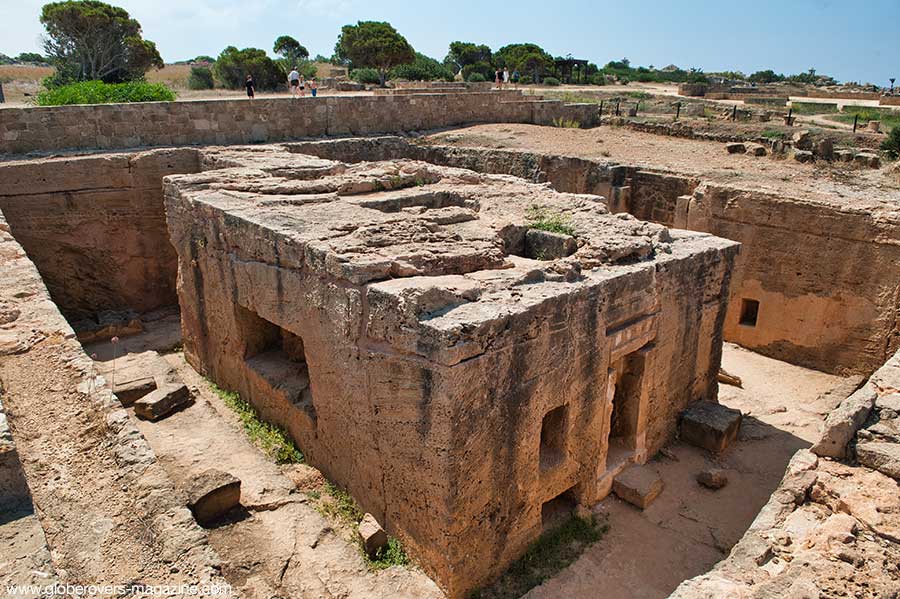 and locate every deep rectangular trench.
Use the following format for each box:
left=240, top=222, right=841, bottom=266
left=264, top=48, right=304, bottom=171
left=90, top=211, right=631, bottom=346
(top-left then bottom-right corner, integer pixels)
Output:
left=2, top=134, right=897, bottom=599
